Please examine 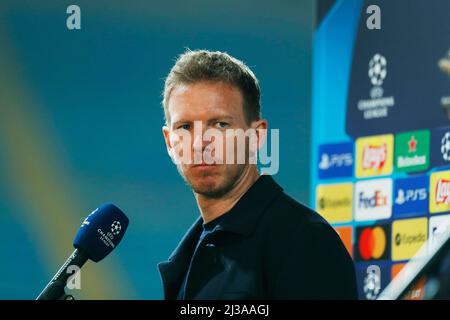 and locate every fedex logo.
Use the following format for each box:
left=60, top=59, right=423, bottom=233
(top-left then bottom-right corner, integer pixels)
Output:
left=355, top=178, right=392, bottom=221
left=358, top=190, right=388, bottom=209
